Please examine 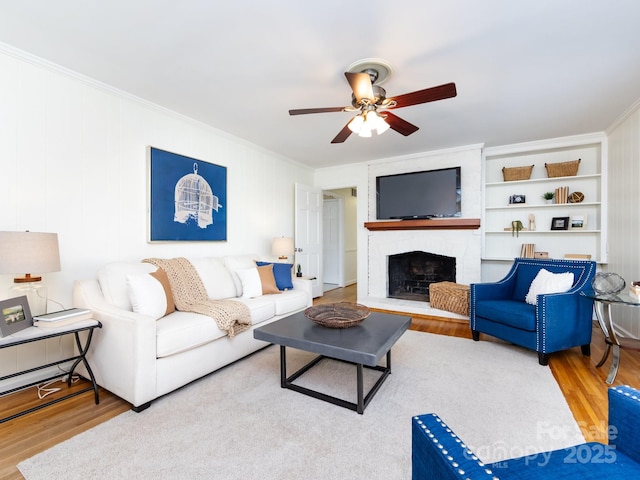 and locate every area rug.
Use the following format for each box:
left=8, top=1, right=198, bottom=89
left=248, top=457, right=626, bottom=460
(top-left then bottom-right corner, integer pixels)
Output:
left=18, top=331, right=584, bottom=480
